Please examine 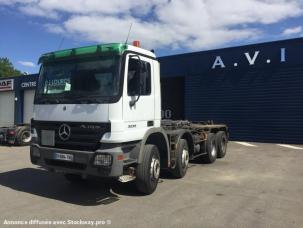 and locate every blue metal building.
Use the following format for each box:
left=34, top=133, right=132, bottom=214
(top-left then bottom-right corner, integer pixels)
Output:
left=159, top=38, right=303, bottom=144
